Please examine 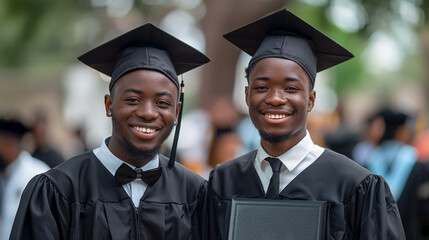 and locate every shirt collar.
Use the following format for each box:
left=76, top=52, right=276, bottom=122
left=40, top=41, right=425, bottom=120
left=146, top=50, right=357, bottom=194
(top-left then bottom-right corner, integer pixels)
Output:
left=256, top=131, right=314, bottom=171
left=94, top=137, right=159, bottom=177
